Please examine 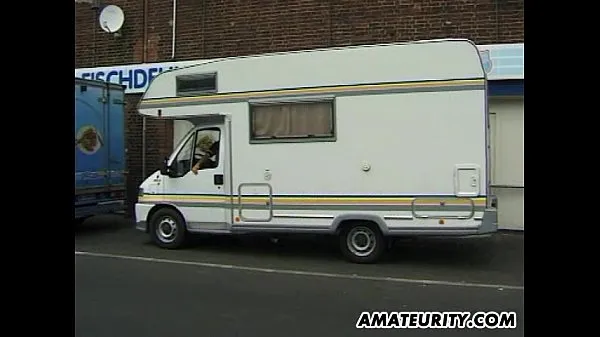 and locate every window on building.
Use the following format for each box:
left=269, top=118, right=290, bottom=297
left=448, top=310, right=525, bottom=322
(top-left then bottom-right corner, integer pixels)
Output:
left=250, top=100, right=335, bottom=143
left=176, top=73, right=217, bottom=96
